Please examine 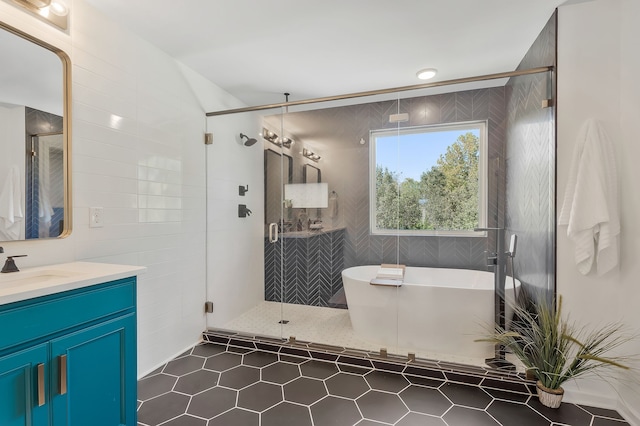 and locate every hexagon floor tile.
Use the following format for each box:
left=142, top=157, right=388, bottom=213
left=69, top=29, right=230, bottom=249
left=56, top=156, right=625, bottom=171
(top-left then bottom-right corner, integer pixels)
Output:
left=137, top=342, right=631, bottom=426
